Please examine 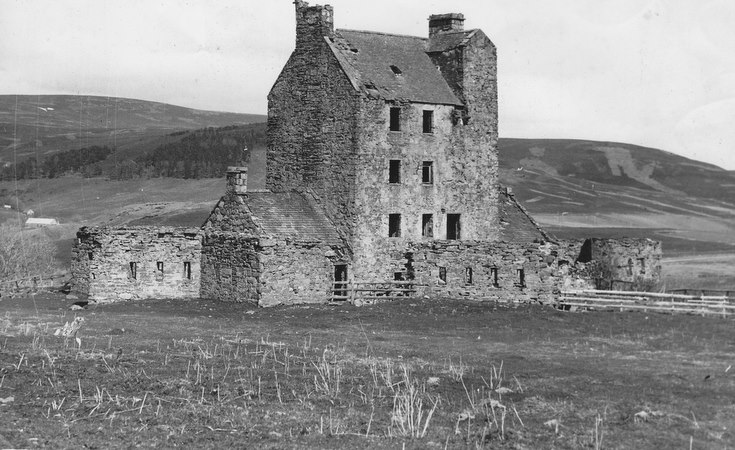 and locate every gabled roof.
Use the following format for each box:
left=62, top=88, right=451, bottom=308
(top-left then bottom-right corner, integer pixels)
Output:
left=498, top=189, right=555, bottom=243
left=328, top=29, right=463, bottom=106
left=245, top=192, right=342, bottom=244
